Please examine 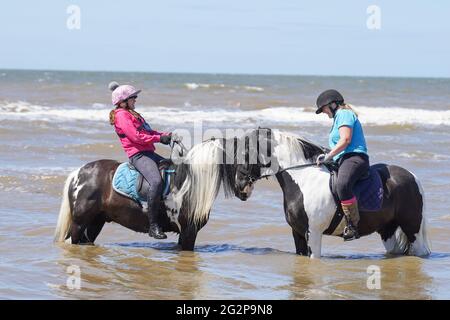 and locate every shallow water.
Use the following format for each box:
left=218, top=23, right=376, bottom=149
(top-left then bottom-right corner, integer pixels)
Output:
left=0, top=70, right=449, bottom=299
